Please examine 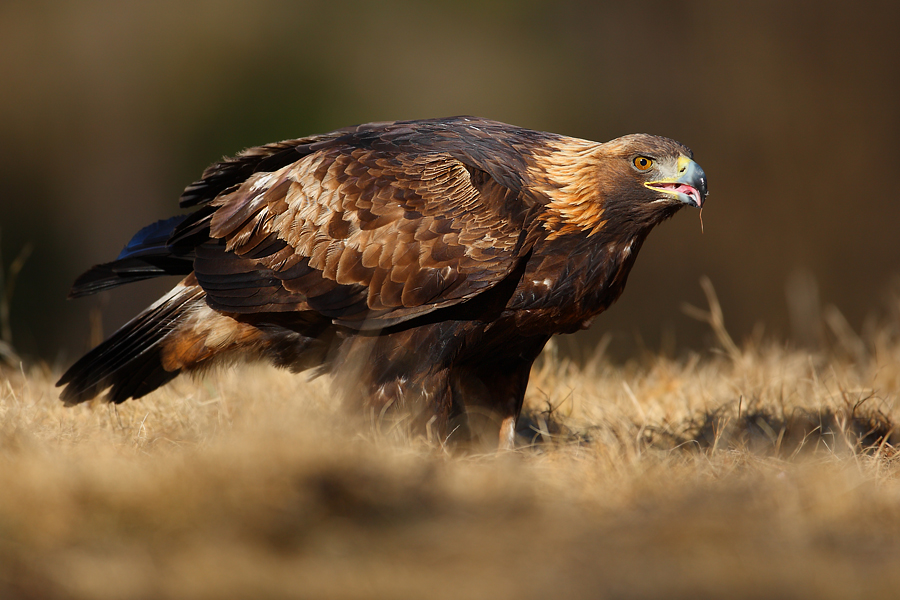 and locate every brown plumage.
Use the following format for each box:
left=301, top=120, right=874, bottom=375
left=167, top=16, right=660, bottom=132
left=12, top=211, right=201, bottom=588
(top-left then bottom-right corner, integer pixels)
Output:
left=57, top=116, right=708, bottom=448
